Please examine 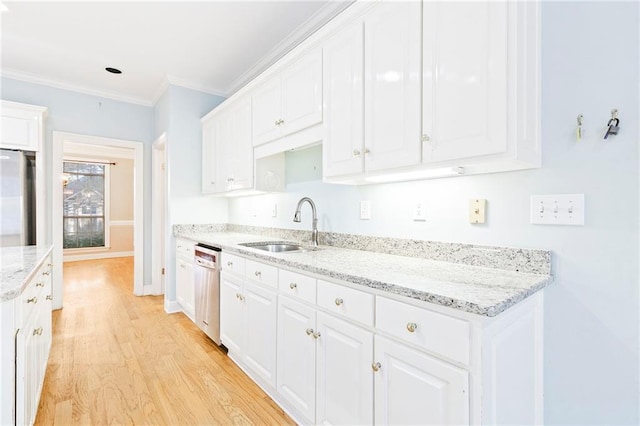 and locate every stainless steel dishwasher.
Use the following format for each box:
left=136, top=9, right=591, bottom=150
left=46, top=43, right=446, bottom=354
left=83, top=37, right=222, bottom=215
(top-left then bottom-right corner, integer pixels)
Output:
left=193, top=243, right=221, bottom=344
